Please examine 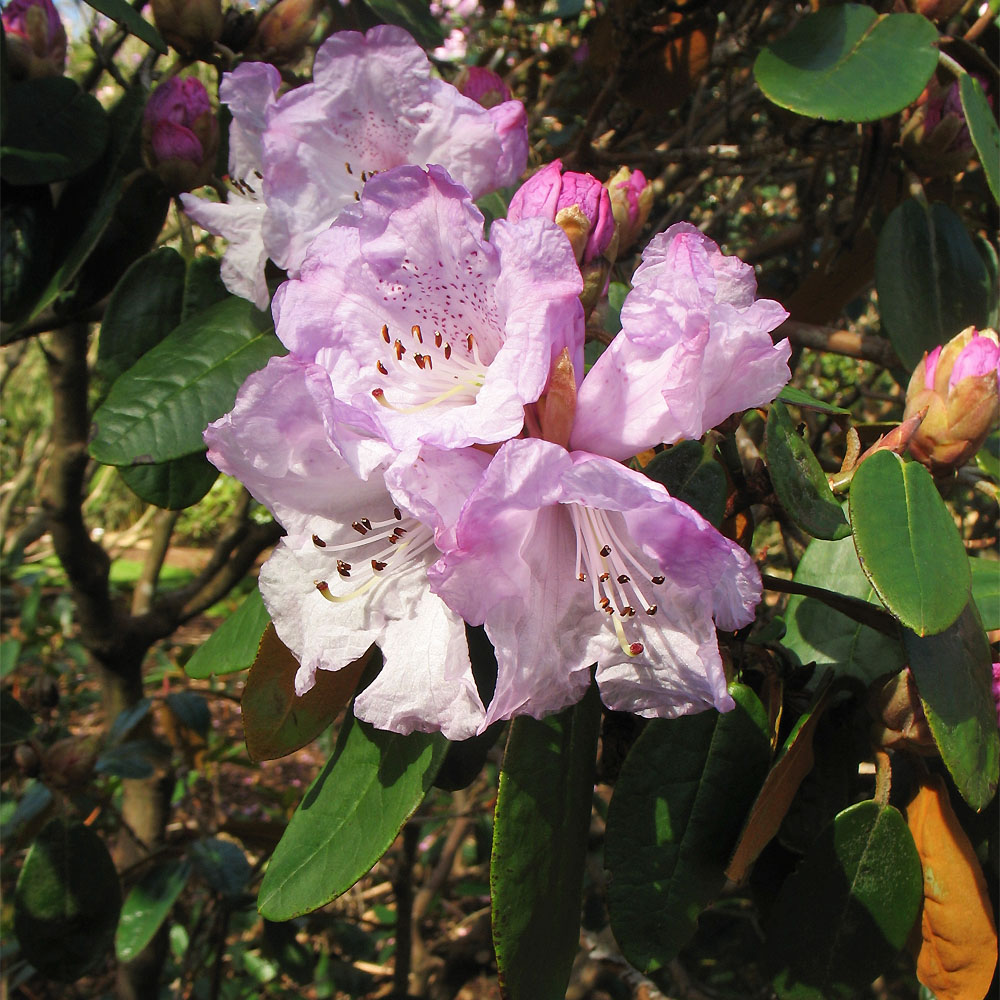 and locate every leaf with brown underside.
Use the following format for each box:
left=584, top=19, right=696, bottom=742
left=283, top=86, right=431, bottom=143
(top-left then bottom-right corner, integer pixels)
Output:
left=906, top=772, right=998, bottom=1000
left=241, top=625, right=371, bottom=761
